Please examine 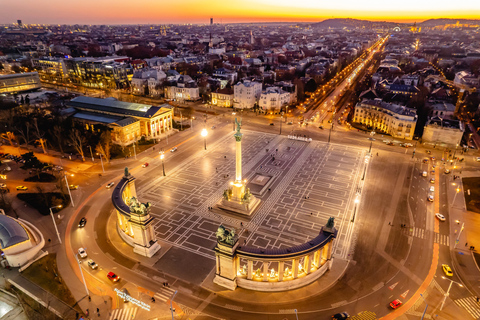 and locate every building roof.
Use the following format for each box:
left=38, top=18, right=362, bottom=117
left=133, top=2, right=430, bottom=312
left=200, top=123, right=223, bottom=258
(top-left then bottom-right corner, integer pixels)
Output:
left=73, top=112, right=122, bottom=124
left=0, top=72, right=39, bottom=80
left=360, top=99, right=417, bottom=118
left=67, top=96, right=161, bottom=118
left=0, top=215, right=29, bottom=249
